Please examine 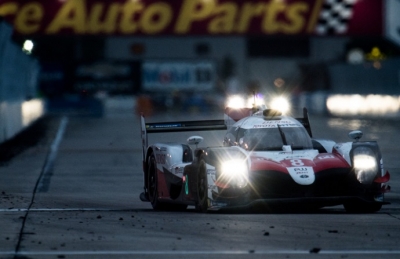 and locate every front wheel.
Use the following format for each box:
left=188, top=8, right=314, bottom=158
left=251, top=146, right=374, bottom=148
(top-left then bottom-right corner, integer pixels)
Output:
left=196, top=159, right=208, bottom=212
left=147, top=153, right=165, bottom=210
